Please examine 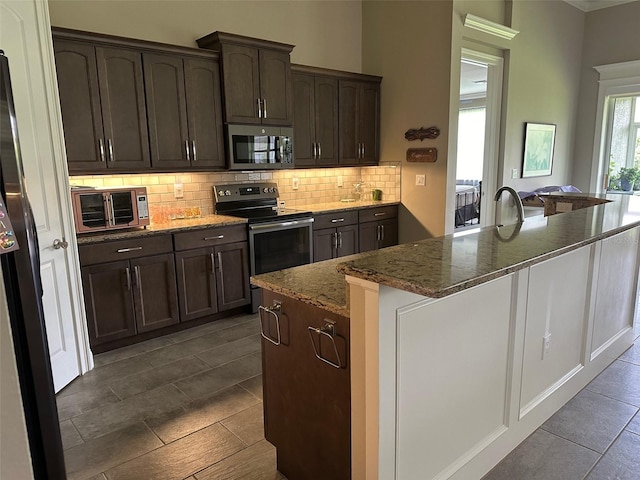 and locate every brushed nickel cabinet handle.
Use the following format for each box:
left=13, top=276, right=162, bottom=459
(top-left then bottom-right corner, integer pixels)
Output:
left=338, top=231, right=342, bottom=248
left=125, top=267, right=131, bottom=291
left=317, top=142, right=321, bottom=159
left=380, top=224, right=385, bottom=242
left=185, top=140, right=190, bottom=161
left=376, top=224, right=381, bottom=242
left=257, top=98, right=262, bottom=118
left=107, top=138, right=114, bottom=162
left=116, top=246, right=143, bottom=253
left=134, top=265, right=142, bottom=295
left=362, top=143, right=365, bottom=158
left=374, top=212, right=386, bottom=217
left=99, top=138, right=106, bottom=162
left=331, top=218, right=345, bottom=223
left=191, top=140, right=197, bottom=162
left=312, top=142, right=317, bottom=160
left=333, top=232, right=338, bottom=250
left=204, top=234, right=224, bottom=241
left=263, top=98, right=267, bottom=118
left=210, top=252, right=215, bottom=273
left=217, top=252, right=223, bottom=271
